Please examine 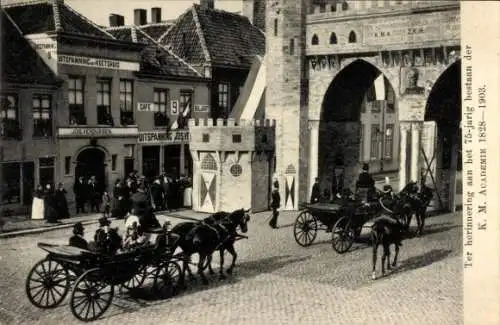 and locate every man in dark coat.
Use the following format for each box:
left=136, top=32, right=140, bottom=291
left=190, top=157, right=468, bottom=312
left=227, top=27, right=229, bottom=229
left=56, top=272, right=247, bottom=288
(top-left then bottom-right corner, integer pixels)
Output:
left=88, top=176, right=100, bottom=213
left=269, top=184, right=281, bottom=229
left=44, top=184, right=59, bottom=223
left=310, top=177, right=321, bottom=204
left=55, top=183, right=70, bottom=219
left=69, top=222, right=88, bottom=250
left=73, top=176, right=87, bottom=214
left=356, top=163, right=375, bottom=201
left=150, top=178, right=164, bottom=211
